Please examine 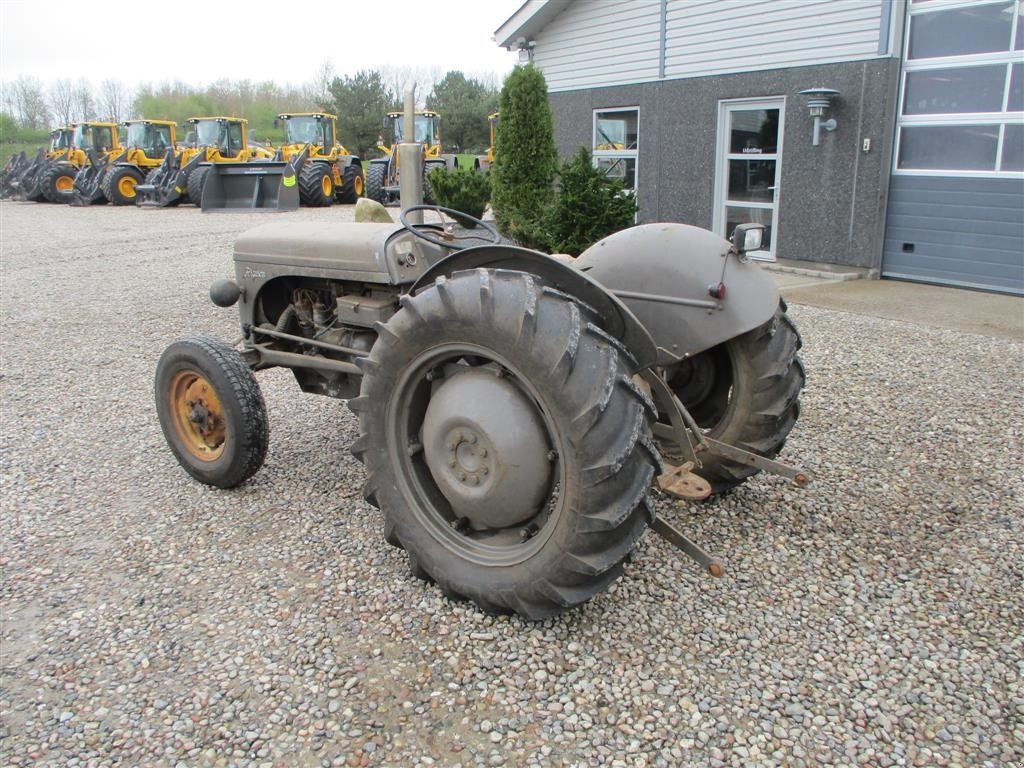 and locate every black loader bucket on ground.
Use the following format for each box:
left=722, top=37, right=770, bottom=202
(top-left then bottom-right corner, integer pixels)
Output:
left=200, top=162, right=299, bottom=212
left=0, top=152, right=28, bottom=199
left=135, top=148, right=185, bottom=208
left=68, top=149, right=114, bottom=206
left=11, top=149, right=48, bottom=201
